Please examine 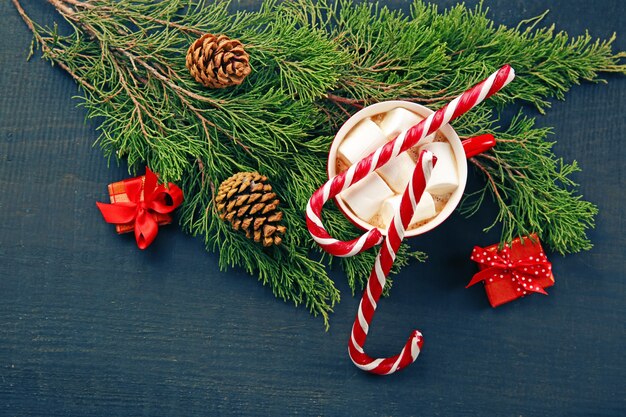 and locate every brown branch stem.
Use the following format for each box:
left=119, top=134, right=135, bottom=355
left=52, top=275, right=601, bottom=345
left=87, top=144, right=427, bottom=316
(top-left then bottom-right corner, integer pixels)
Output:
left=469, top=157, right=505, bottom=203
left=325, top=91, right=461, bottom=109
left=476, top=153, right=527, bottom=180
left=57, top=0, right=206, bottom=36
left=12, top=0, right=96, bottom=91
left=325, top=93, right=364, bottom=109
